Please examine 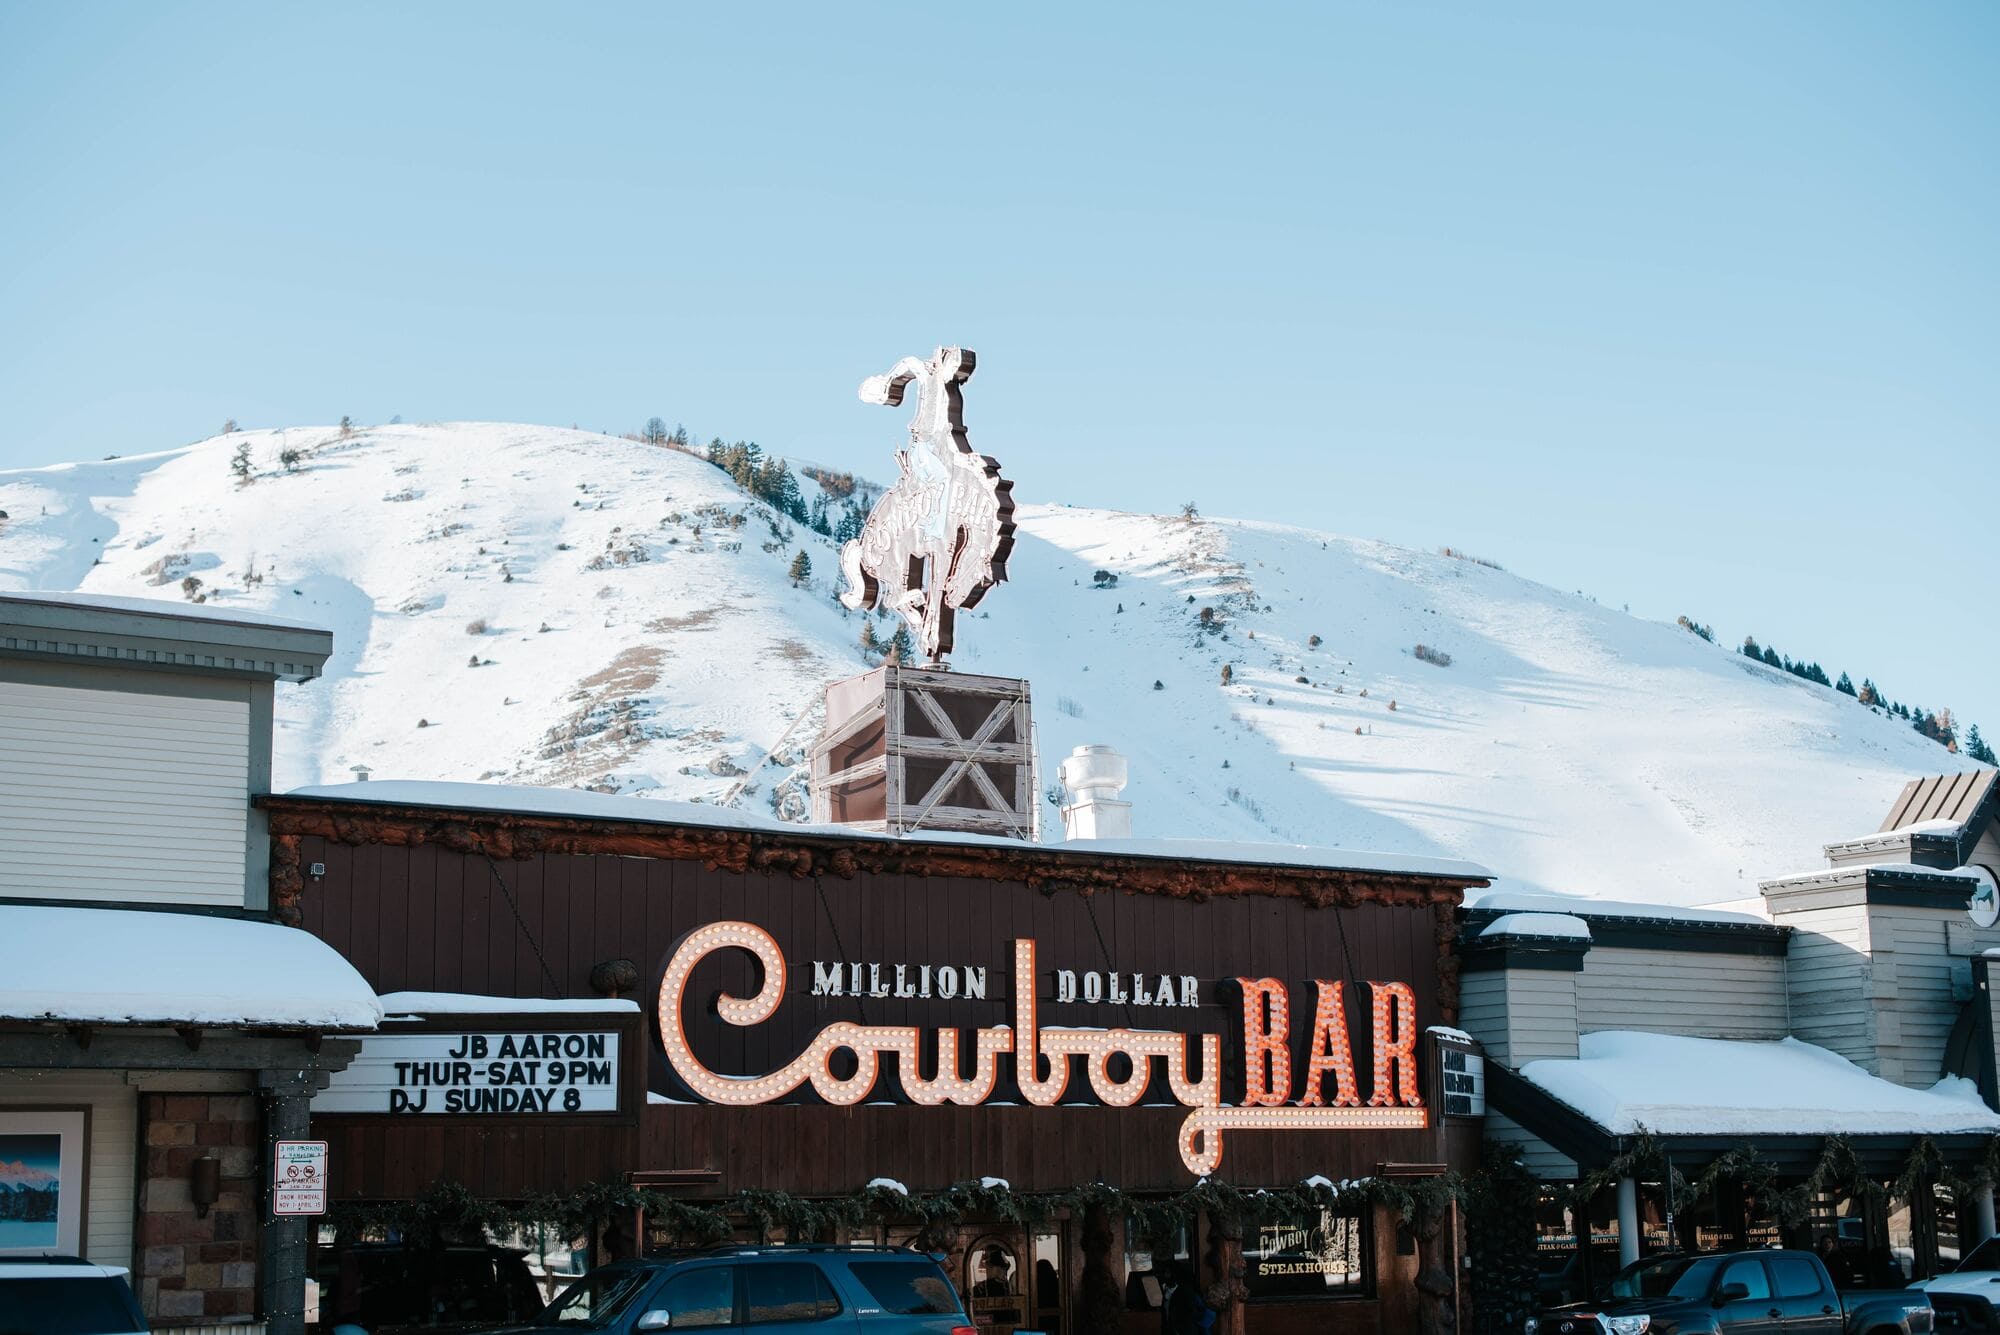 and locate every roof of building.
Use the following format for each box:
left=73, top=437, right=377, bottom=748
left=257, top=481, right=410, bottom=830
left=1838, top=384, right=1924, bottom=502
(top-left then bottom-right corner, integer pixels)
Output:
left=377, top=991, right=639, bottom=1018
left=275, top=779, right=1495, bottom=884
left=0, top=589, right=332, bottom=681
left=1519, top=1031, right=2000, bottom=1138
left=1881, top=769, right=1998, bottom=835
left=0, top=905, right=380, bottom=1029
left=1479, top=912, right=1591, bottom=940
